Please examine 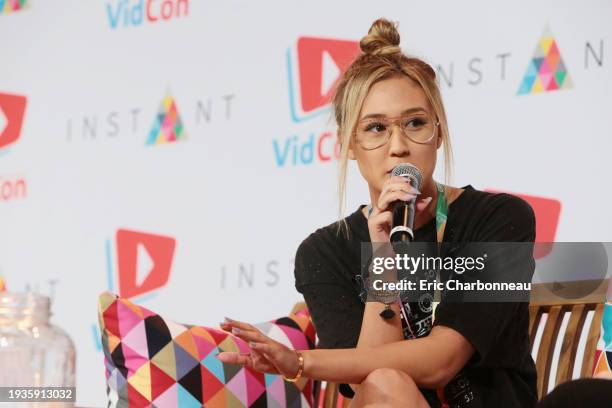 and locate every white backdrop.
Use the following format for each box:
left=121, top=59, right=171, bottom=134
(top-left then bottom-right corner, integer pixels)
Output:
left=1, top=0, right=611, bottom=405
